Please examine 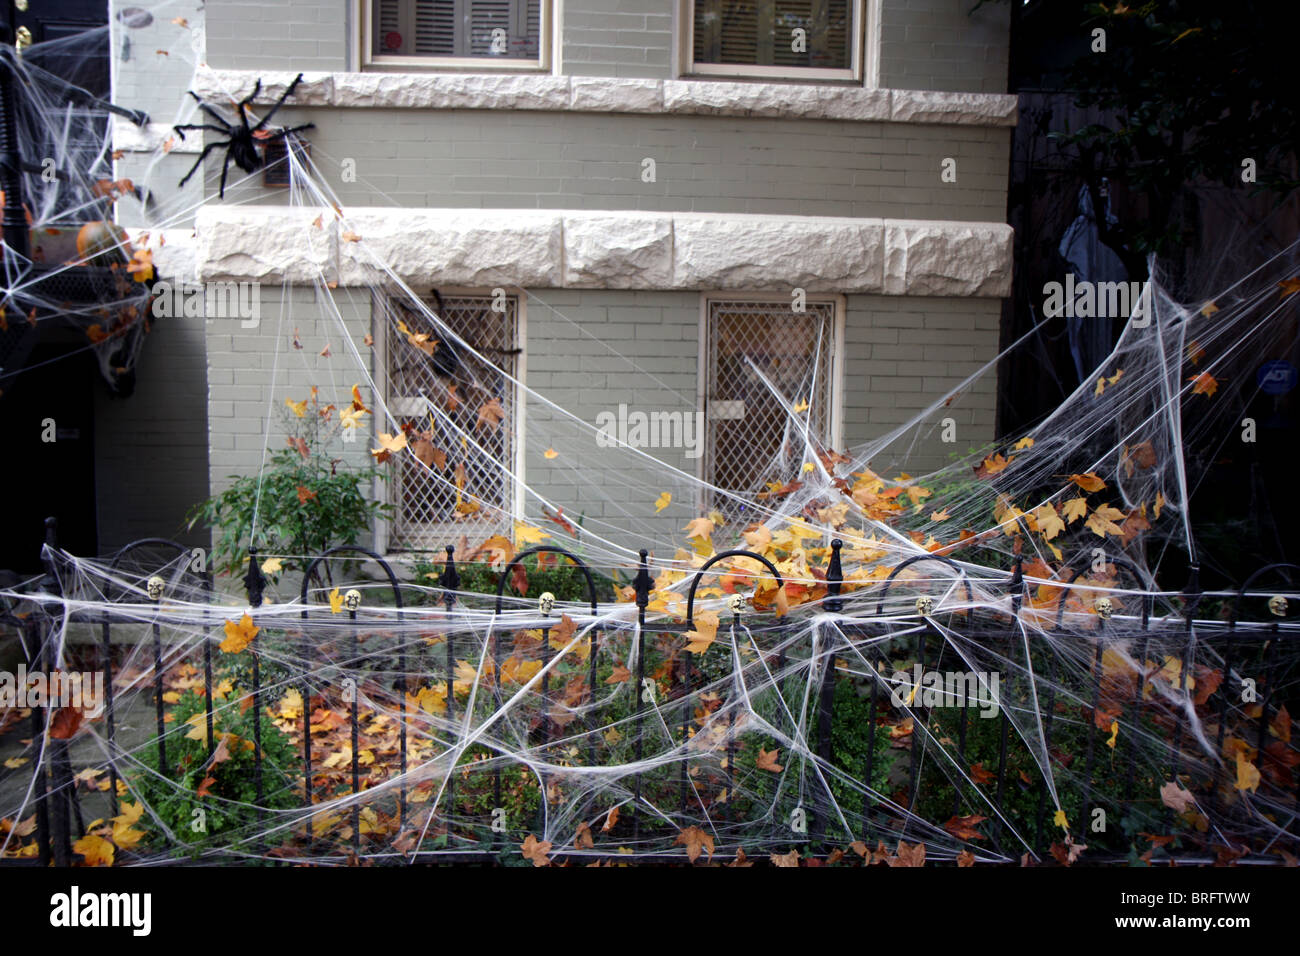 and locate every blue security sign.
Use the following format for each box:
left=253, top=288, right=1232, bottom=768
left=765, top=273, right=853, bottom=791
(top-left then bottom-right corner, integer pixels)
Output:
left=1257, top=360, right=1298, bottom=396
